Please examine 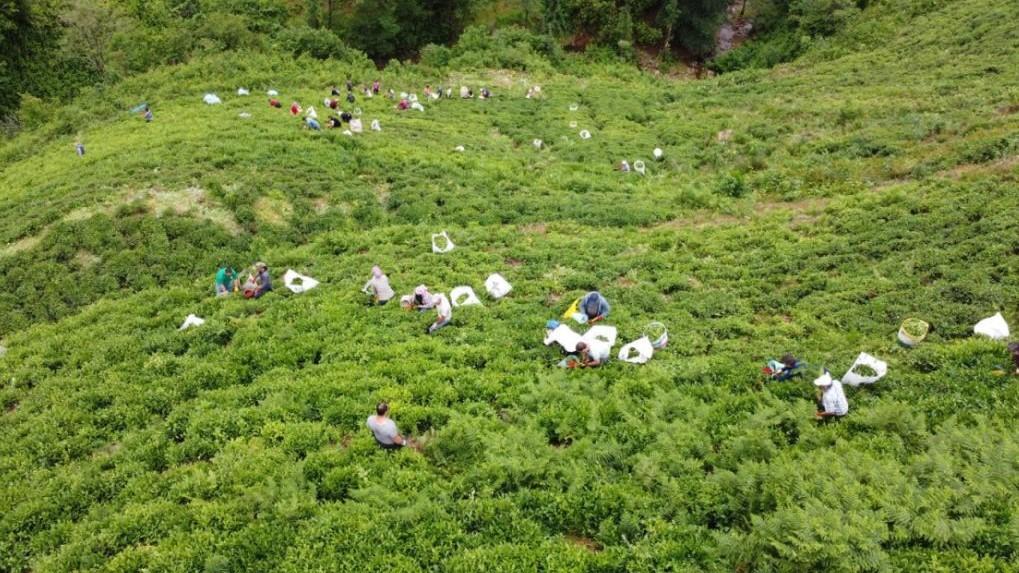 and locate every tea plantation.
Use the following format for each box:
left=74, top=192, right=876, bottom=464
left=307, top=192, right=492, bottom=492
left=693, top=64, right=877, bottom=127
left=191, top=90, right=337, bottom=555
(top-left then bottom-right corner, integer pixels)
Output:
left=1, top=0, right=1018, bottom=571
